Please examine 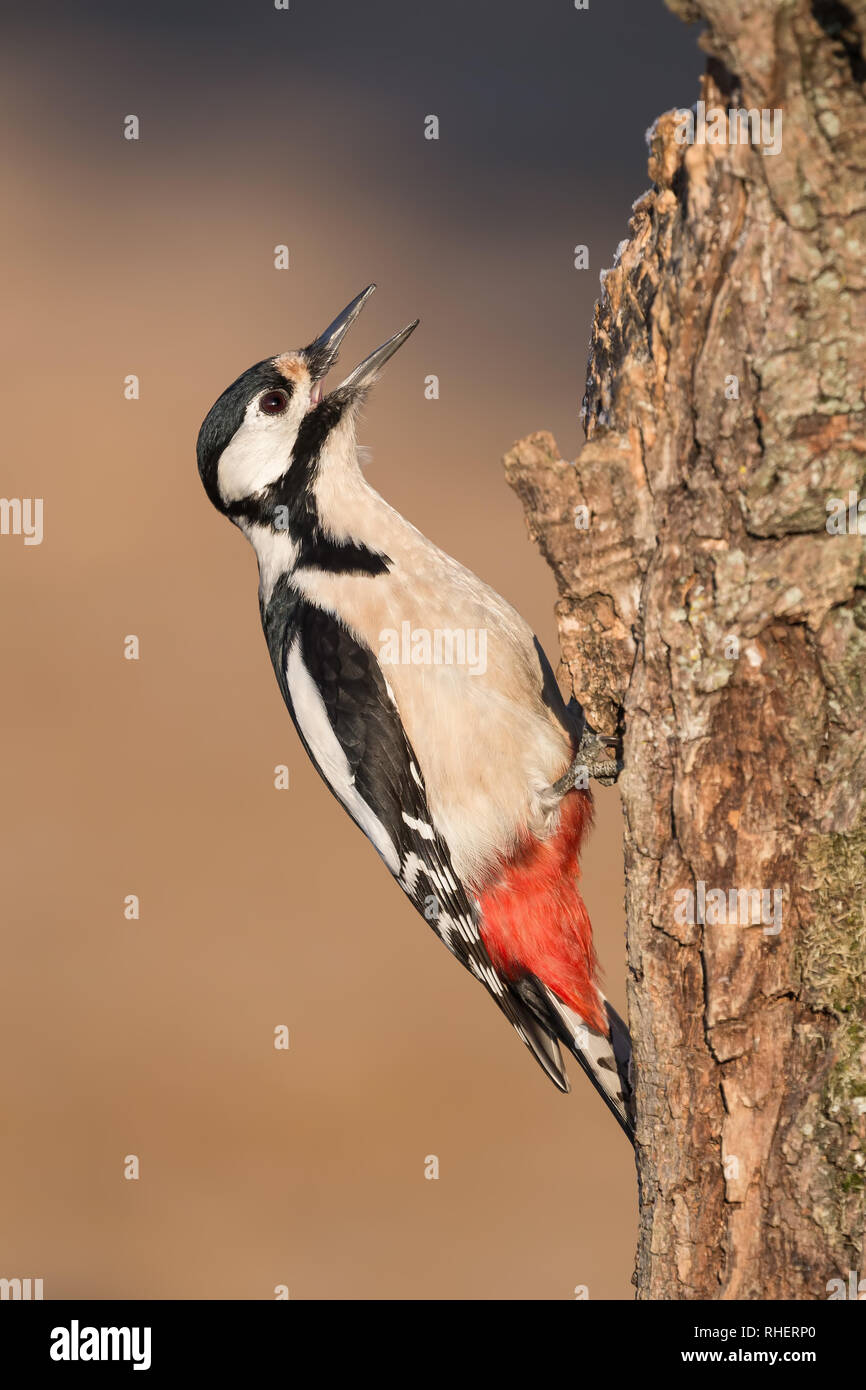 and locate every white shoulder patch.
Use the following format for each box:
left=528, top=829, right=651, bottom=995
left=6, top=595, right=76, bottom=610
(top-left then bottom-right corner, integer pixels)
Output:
left=285, top=636, right=400, bottom=874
